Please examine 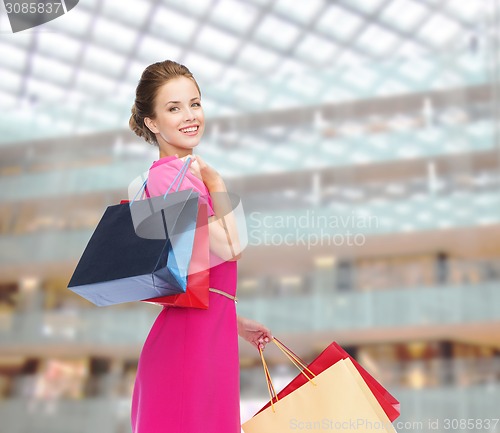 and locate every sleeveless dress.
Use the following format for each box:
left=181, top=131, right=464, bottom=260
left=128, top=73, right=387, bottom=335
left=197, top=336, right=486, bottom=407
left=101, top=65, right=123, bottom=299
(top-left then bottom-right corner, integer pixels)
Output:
left=131, top=156, right=241, bottom=433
